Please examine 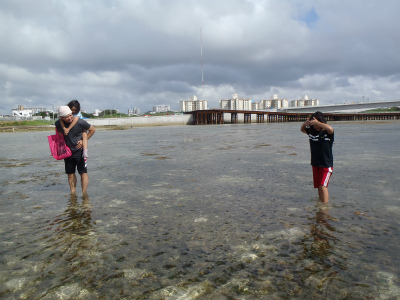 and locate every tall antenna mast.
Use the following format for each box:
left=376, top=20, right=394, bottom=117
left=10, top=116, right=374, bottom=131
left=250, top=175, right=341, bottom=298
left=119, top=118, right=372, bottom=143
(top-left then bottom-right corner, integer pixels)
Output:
left=200, top=28, right=204, bottom=98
